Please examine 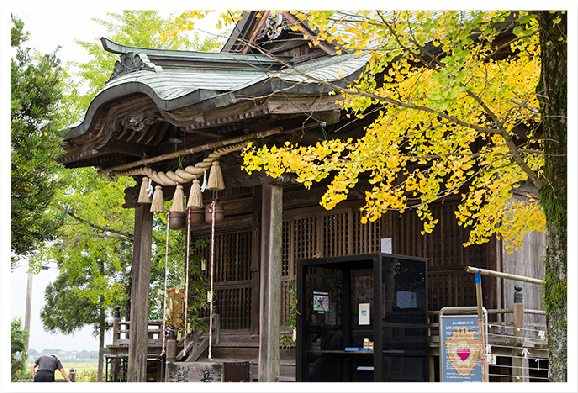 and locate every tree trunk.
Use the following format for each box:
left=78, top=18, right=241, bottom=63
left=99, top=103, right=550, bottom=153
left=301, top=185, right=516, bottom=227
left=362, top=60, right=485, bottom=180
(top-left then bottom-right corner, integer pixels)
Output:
left=536, top=10, right=567, bottom=382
